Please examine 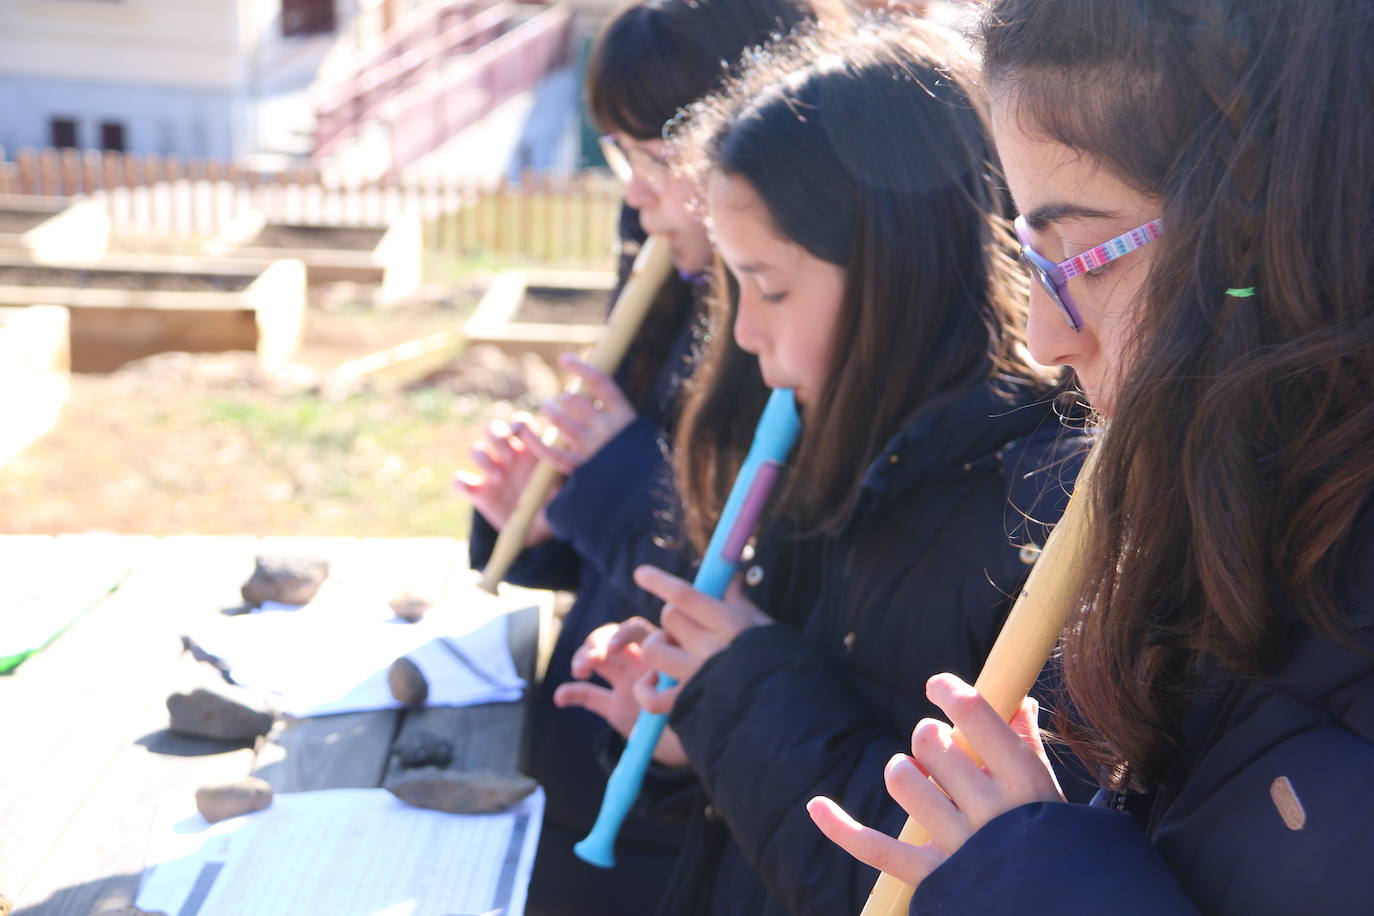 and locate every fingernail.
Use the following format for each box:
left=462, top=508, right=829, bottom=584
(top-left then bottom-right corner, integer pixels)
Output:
left=913, top=717, right=945, bottom=742
left=888, top=756, right=921, bottom=781
left=926, top=672, right=959, bottom=699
